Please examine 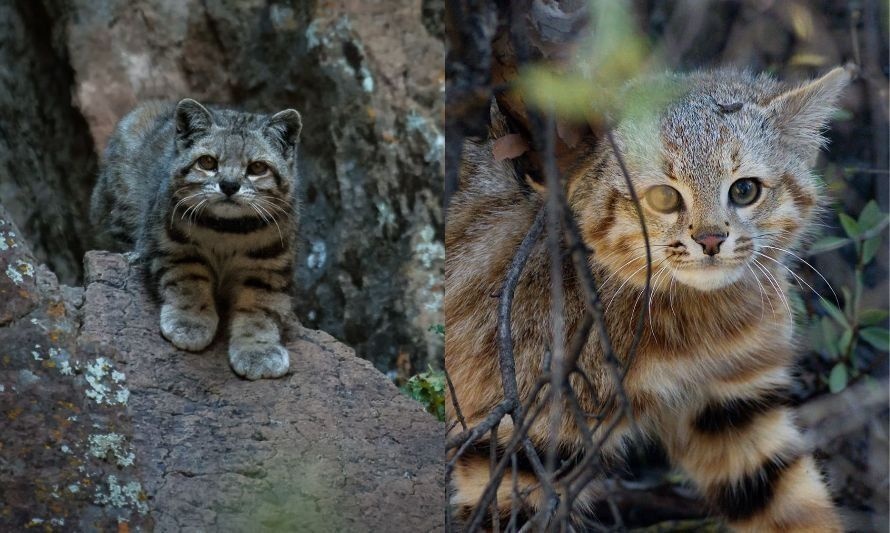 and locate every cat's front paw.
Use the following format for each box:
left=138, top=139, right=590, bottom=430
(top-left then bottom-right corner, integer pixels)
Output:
left=228, top=343, right=290, bottom=380
left=160, top=305, right=218, bottom=351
